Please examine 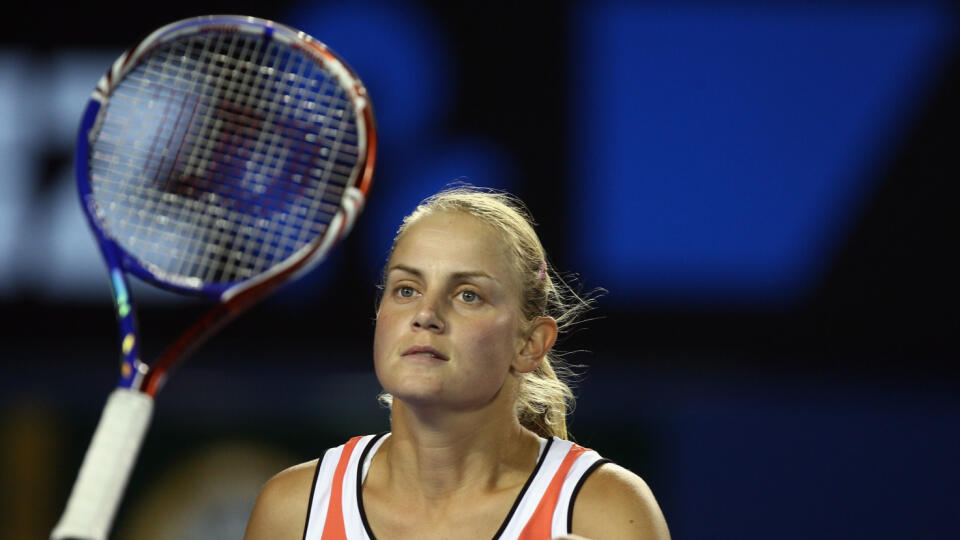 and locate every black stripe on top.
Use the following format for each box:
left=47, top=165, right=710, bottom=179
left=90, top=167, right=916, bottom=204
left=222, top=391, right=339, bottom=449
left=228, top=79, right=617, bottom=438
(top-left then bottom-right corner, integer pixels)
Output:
left=490, top=436, right=555, bottom=540
left=565, top=458, right=612, bottom=534
left=302, top=451, right=328, bottom=540
left=356, top=432, right=390, bottom=540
